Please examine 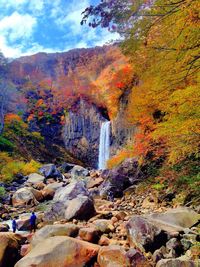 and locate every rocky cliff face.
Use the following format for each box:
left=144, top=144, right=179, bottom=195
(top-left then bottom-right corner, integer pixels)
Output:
left=62, top=99, right=107, bottom=168
left=111, top=89, right=137, bottom=156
